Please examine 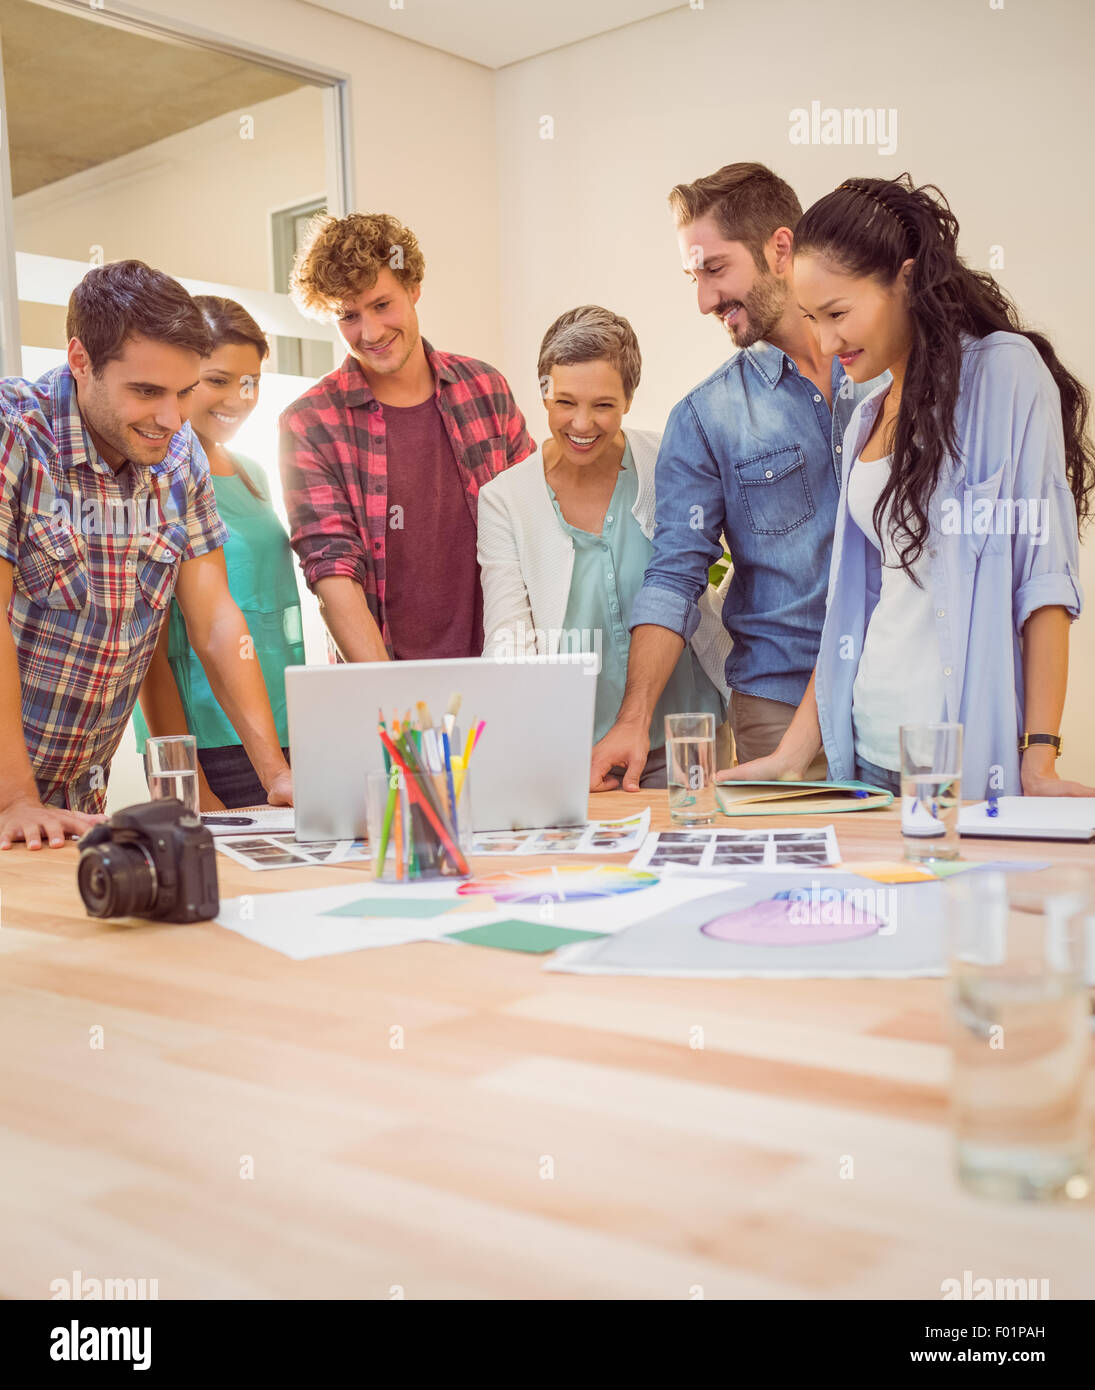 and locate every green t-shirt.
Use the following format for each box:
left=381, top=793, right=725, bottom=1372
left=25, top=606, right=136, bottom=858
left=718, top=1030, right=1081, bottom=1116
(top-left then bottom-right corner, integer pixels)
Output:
left=133, top=453, right=304, bottom=752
